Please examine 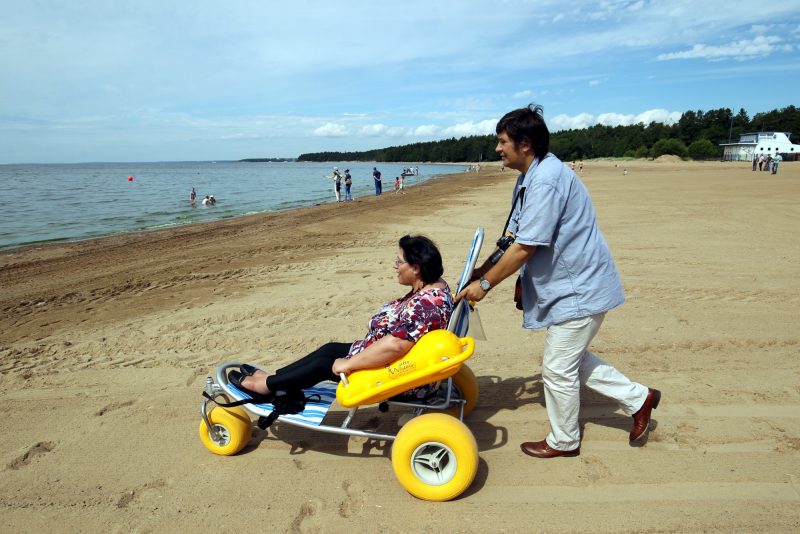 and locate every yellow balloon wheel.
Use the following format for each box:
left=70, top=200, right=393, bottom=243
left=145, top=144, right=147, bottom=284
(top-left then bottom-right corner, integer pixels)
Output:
left=198, top=406, right=252, bottom=456
left=391, top=413, right=478, bottom=501
left=444, top=364, right=479, bottom=418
